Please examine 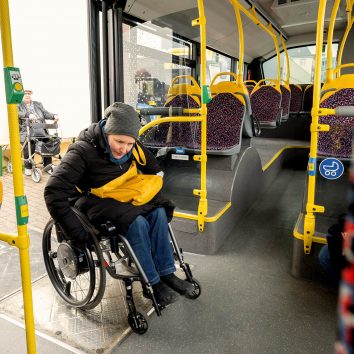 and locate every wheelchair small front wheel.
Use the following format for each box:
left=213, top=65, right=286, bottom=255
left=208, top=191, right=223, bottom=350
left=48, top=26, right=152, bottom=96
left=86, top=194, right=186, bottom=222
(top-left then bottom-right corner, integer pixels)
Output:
left=6, top=161, right=12, bottom=174
left=31, top=168, right=42, bottom=183
left=128, top=312, right=148, bottom=334
left=185, top=278, right=201, bottom=300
